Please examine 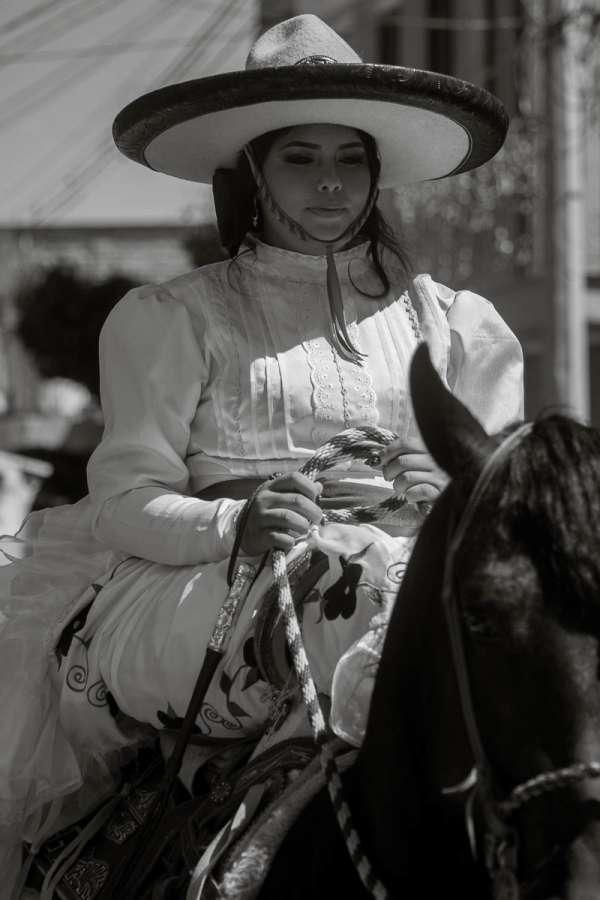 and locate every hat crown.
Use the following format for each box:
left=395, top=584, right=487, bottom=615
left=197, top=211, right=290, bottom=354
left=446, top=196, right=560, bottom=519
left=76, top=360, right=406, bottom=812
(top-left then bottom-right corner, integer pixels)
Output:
left=245, top=14, right=362, bottom=70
